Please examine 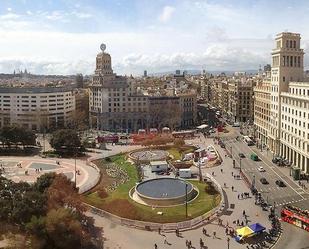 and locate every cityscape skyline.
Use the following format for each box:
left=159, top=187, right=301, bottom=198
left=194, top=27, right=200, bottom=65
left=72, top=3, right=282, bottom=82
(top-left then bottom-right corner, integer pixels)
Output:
left=1, top=0, right=309, bottom=75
